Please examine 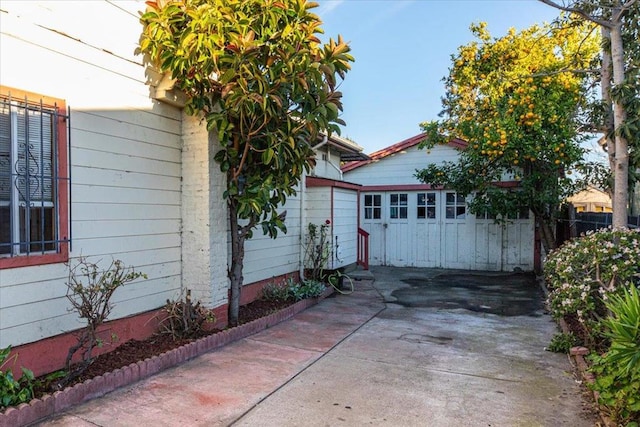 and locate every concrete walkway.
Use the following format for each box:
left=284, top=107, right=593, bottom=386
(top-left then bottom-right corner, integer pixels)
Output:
left=38, top=268, right=597, bottom=426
